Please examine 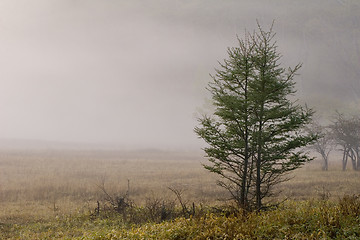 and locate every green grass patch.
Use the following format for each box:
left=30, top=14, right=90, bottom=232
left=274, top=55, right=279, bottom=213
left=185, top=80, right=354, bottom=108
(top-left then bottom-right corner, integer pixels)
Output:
left=2, top=196, right=360, bottom=239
